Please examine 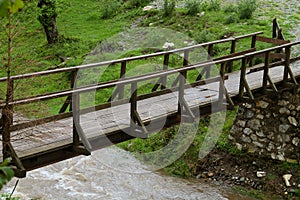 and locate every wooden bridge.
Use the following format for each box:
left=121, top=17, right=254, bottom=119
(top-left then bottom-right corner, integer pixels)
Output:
left=1, top=19, right=300, bottom=177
